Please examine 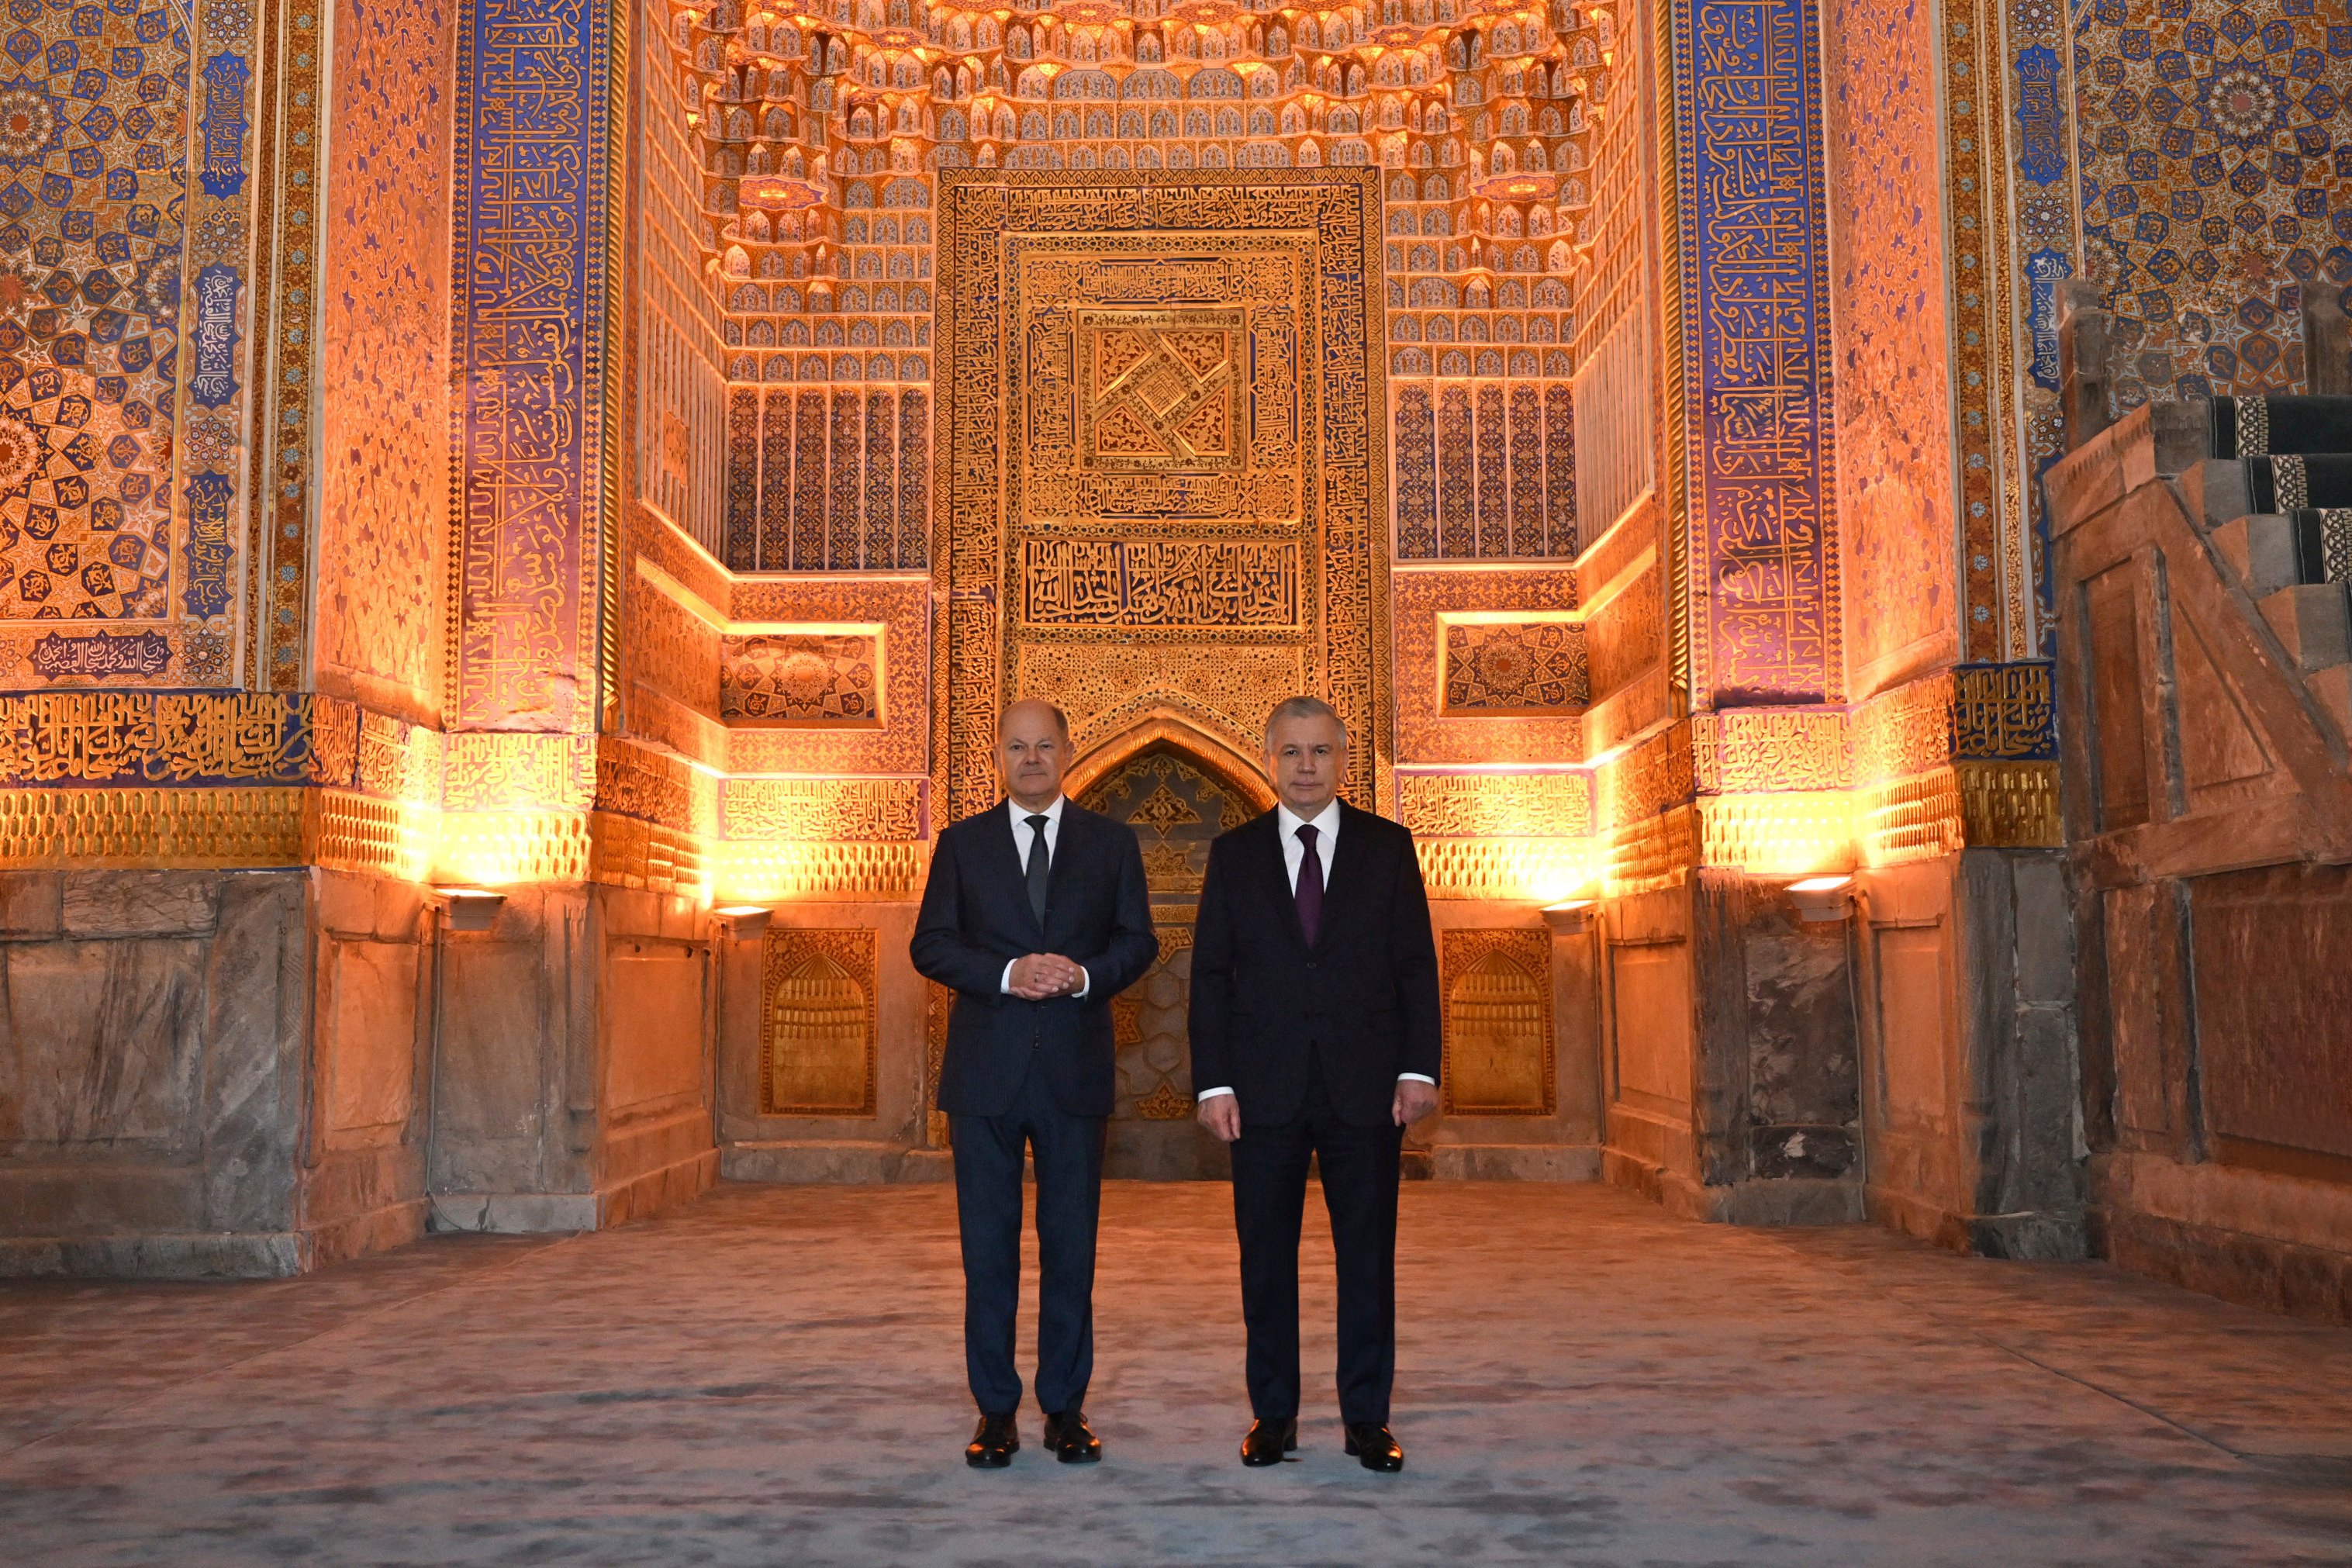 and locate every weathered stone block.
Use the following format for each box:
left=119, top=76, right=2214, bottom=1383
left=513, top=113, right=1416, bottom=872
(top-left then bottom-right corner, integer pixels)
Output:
left=433, top=941, right=549, bottom=1148
left=0, top=939, right=204, bottom=1151
left=2008, top=853, right=2074, bottom=1006
left=61, top=871, right=219, bottom=938
left=325, top=938, right=420, bottom=1140
left=200, top=874, right=306, bottom=1235
left=0, top=872, right=61, bottom=937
